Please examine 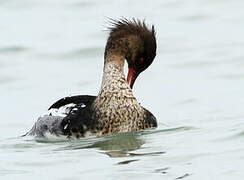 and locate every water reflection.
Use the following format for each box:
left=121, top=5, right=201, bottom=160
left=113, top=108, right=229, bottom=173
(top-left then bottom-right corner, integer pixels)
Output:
left=53, top=130, right=167, bottom=158
left=55, top=132, right=145, bottom=155
left=90, top=133, right=144, bottom=151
